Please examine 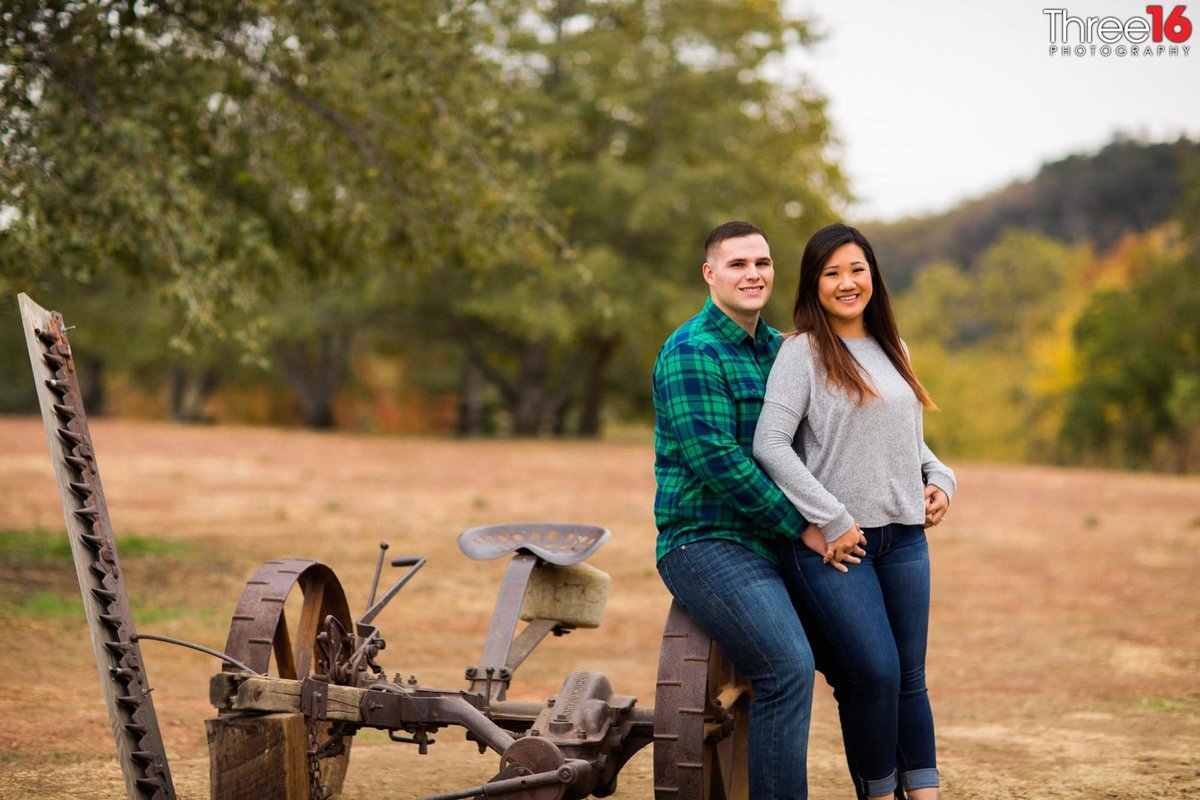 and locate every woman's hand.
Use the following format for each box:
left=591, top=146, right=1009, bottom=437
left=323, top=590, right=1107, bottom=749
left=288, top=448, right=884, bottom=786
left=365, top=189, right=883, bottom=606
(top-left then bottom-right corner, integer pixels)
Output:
left=821, top=524, right=867, bottom=573
left=924, top=485, right=949, bottom=527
